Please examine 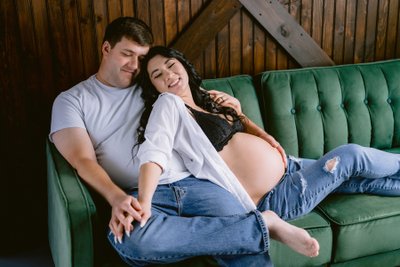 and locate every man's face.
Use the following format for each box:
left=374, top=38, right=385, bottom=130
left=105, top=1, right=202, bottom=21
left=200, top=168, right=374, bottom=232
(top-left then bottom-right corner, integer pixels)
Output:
left=101, top=37, right=150, bottom=88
